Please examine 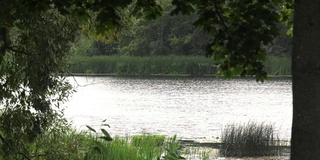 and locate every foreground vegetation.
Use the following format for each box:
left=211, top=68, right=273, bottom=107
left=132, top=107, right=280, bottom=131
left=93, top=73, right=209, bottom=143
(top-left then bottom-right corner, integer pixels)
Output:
left=0, top=117, right=286, bottom=159
left=68, top=55, right=291, bottom=76
left=0, top=117, right=210, bottom=160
